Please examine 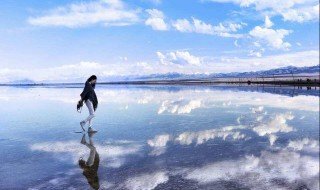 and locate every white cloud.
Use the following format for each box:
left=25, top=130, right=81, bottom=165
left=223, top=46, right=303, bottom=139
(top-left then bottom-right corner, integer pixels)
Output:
left=207, top=0, right=319, bottom=23
left=248, top=50, right=262, bottom=57
left=157, top=51, right=201, bottom=65
left=28, top=0, right=140, bottom=28
left=249, top=26, right=292, bottom=50
left=0, top=50, right=318, bottom=82
left=172, top=17, right=244, bottom=38
left=171, top=19, right=193, bottom=32
left=207, top=0, right=314, bottom=11
left=253, top=41, right=261, bottom=47
left=136, top=62, right=152, bottom=70
left=145, top=9, right=169, bottom=31
left=281, top=4, right=319, bottom=22
left=124, top=171, right=169, bottom=190
left=234, top=39, right=240, bottom=47
left=281, top=4, right=320, bottom=22
left=264, top=16, right=273, bottom=28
